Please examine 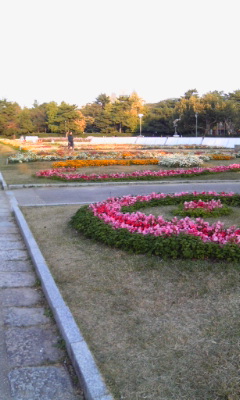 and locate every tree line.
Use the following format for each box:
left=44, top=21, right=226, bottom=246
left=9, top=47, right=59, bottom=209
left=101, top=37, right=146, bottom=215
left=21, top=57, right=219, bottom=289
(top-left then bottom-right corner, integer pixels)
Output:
left=1, top=89, right=240, bottom=137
